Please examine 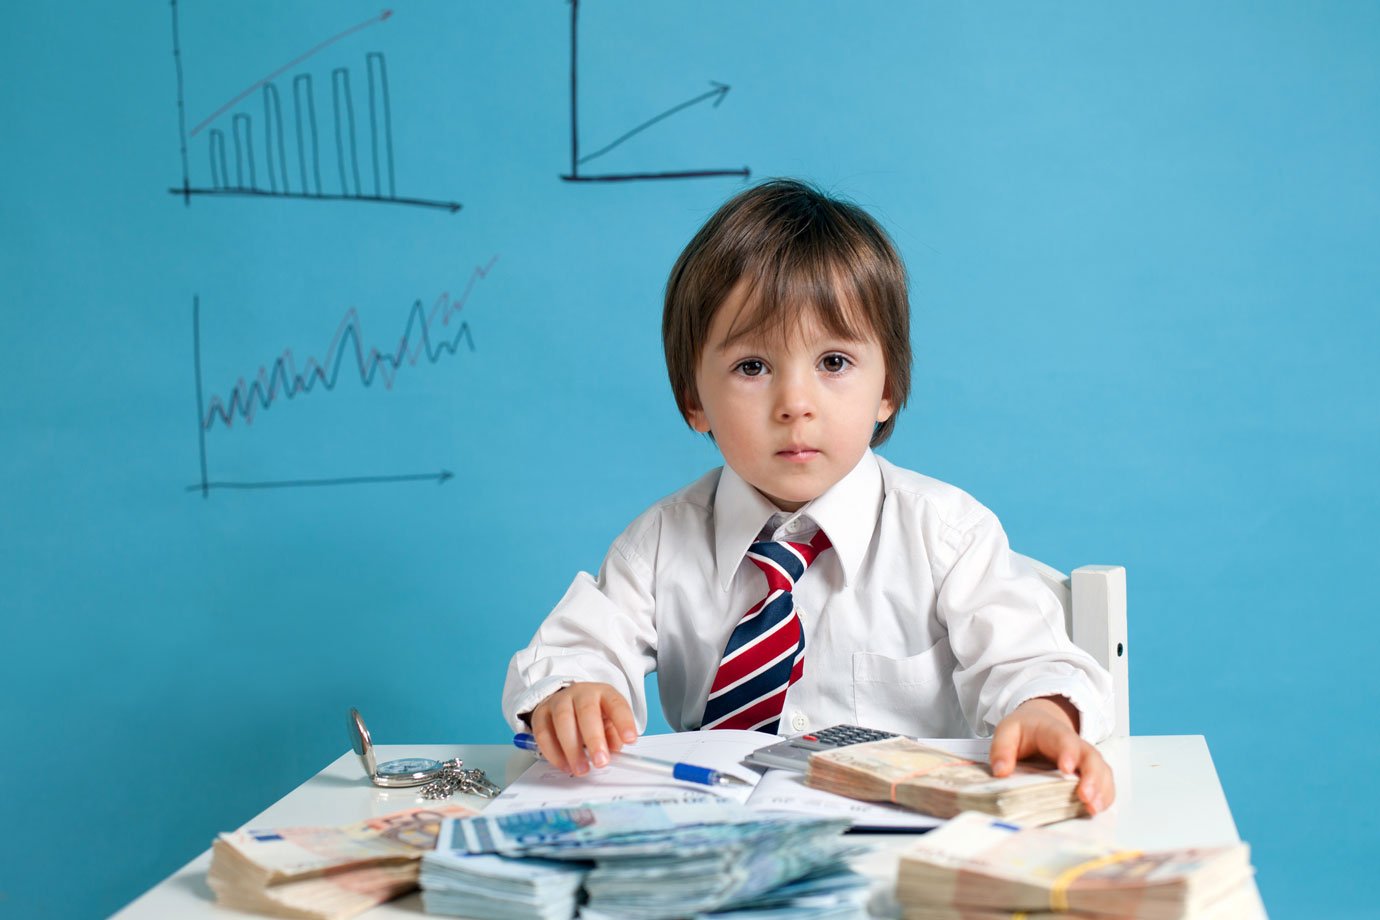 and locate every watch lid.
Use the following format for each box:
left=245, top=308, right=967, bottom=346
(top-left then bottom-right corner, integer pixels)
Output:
left=347, top=707, right=377, bottom=778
